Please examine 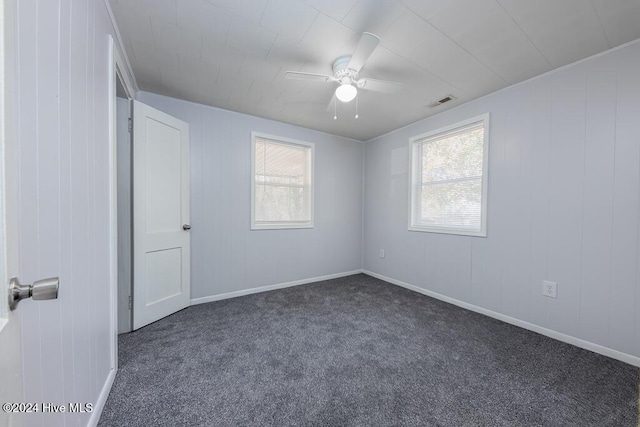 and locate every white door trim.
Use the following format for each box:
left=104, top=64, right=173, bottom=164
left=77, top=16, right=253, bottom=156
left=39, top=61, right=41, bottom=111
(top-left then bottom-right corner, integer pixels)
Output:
left=109, top=35, right=135, bottom=358
left=102, top=0, right=139, bottom=94
left=109, top=36, right=135, bottom=354
left=94, top=36, right=137, bottom=426
left=107, top=33, right=118, bottom=383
